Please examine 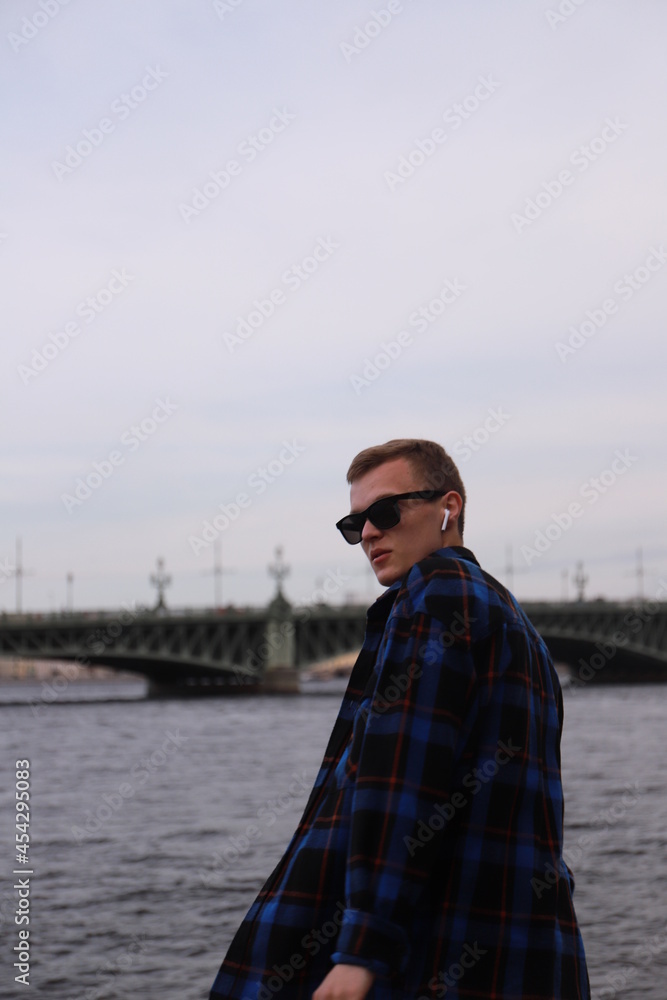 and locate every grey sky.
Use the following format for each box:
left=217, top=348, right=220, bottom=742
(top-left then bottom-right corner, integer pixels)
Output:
left=2, top=0, right=666, bottom=611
